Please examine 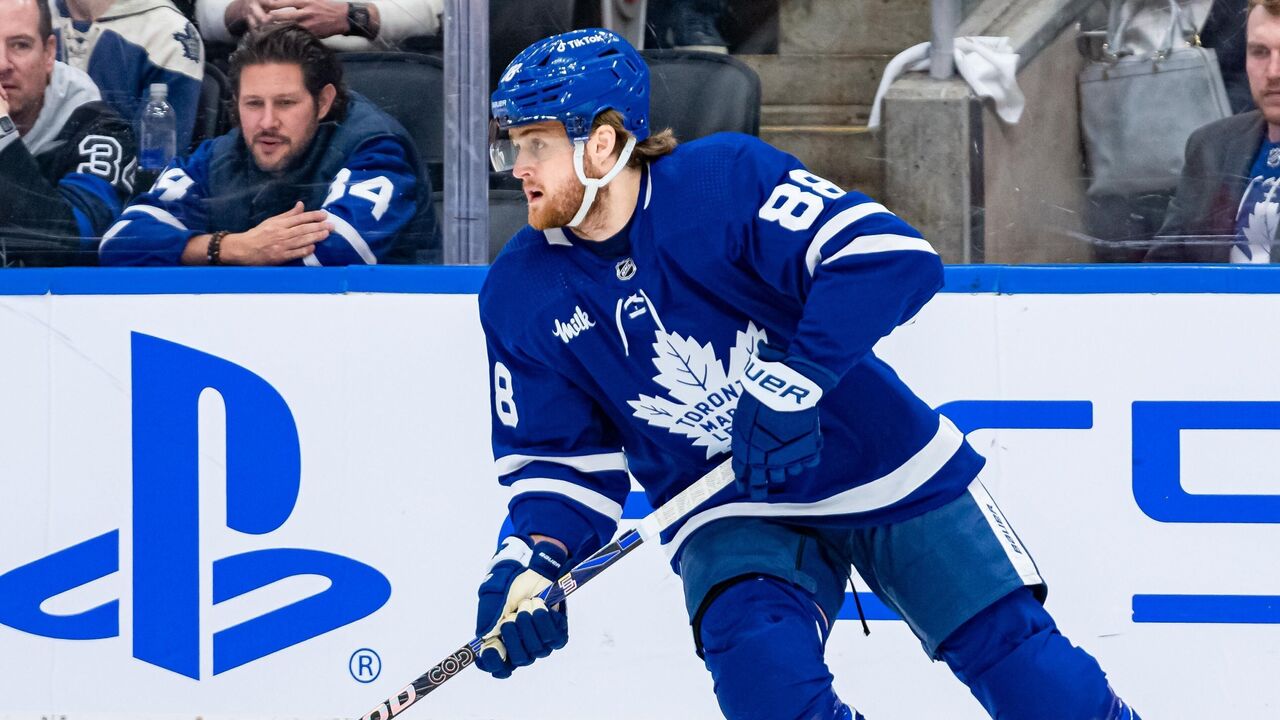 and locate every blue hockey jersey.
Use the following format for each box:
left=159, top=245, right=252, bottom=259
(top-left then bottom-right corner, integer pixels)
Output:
left=480, top=133, right=986, bottom=568
left=99, top=93, right=438, bottom=265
